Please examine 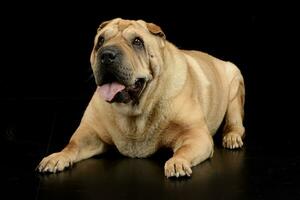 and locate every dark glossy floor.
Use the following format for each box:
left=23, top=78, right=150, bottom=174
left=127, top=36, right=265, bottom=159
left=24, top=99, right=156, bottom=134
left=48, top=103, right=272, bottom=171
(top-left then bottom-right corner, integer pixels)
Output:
left=1, top=2, right=299, bottom=199
left=1, top=99, right=299, bottom=200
